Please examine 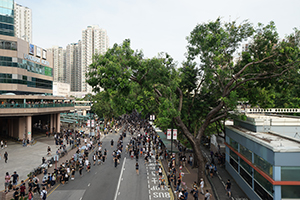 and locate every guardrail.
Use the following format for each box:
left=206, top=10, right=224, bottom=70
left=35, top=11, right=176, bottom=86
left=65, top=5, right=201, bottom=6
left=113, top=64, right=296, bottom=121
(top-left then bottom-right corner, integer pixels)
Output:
left=0, top=103, right=74, bottom=109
